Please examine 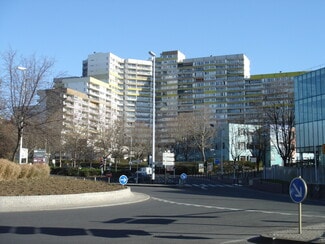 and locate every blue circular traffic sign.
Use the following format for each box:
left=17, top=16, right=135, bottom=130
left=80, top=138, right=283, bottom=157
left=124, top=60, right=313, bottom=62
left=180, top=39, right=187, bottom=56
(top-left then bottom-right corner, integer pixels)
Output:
left=119, top=175, right=128, bottom=185
left=180, top=173, right=187, bottom=180
left=289, top=177, right=308, bottom=203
